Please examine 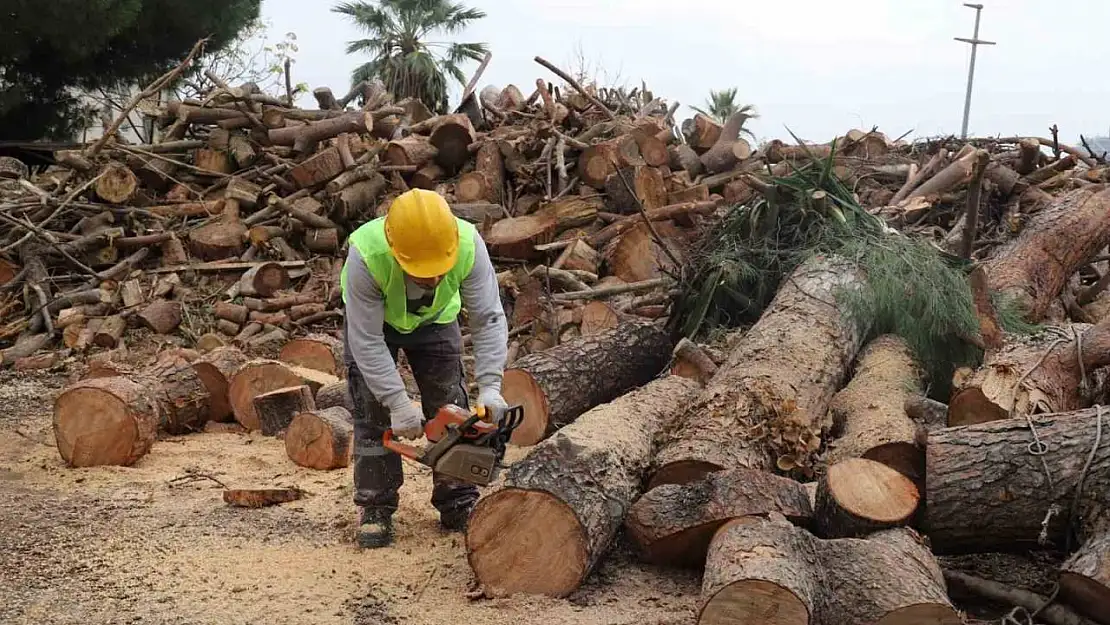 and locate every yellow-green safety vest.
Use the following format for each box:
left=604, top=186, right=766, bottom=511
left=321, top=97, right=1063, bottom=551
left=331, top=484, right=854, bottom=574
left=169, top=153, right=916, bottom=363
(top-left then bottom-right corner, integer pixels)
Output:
left=340, top=216, right=477, bottom=334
